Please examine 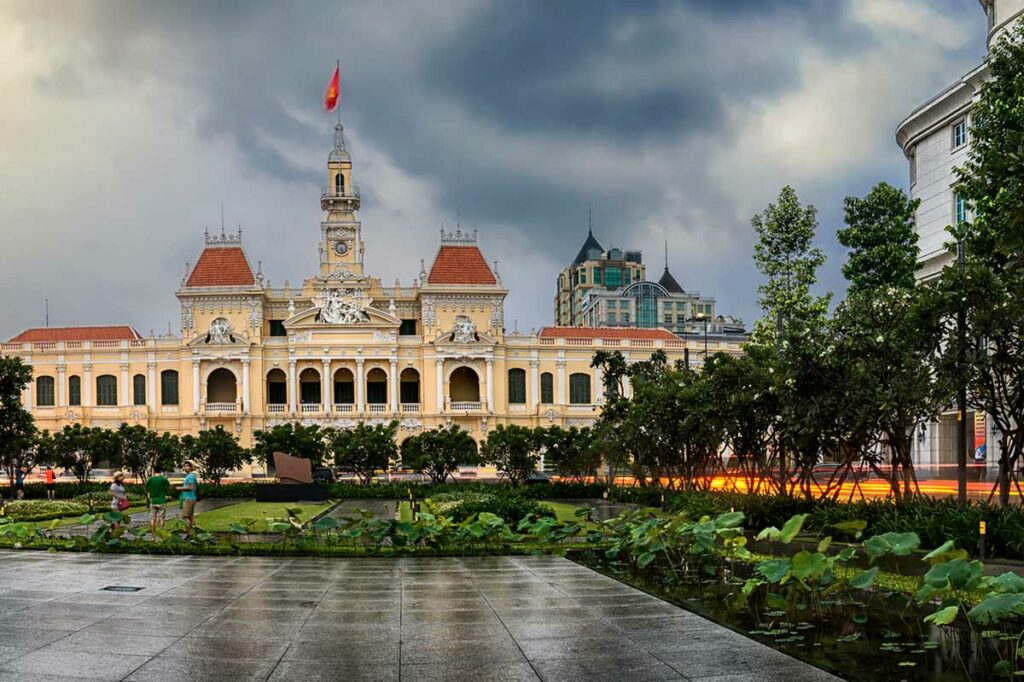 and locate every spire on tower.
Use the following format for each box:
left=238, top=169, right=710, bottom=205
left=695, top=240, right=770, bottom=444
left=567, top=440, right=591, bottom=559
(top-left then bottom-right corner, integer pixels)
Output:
left=329, top=123, right=350, bottom=163
left=588, top=203, right=593, bottom=236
